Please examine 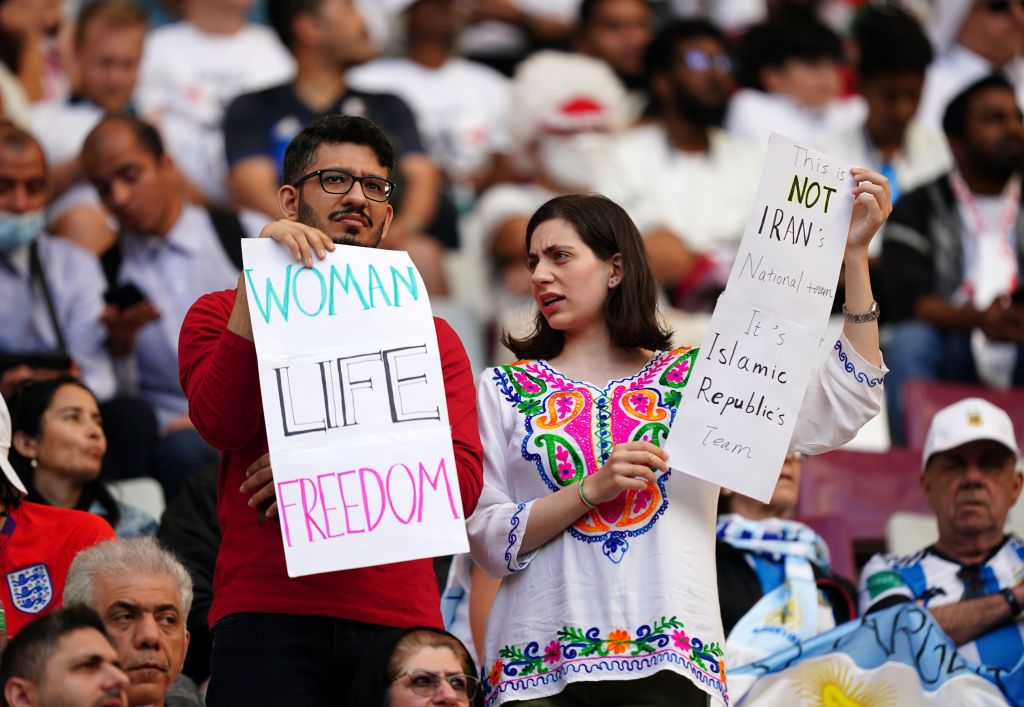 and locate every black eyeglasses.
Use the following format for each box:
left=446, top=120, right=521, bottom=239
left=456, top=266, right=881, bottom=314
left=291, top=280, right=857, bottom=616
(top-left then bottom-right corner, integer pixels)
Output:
left=292, top=168, right=395, bottom=202
left=984, top=0, right=1022, bottom=13
left=394, top=669, right=480, bottom=701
